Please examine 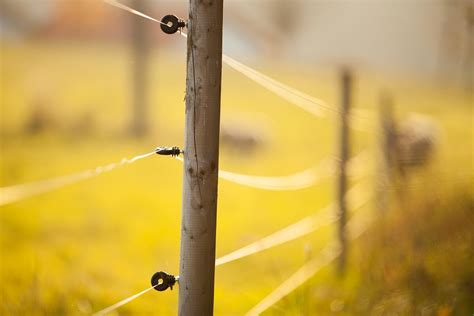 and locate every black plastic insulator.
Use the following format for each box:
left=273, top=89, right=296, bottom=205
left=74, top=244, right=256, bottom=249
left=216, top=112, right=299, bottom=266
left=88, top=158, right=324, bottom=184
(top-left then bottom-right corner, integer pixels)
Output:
left=160, top=15, right=186, bottom=34
left=151, top=271, right=178, bottom=291
left=155, top=146, right=182, bottom=157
